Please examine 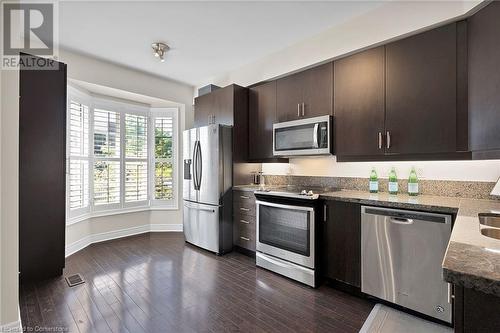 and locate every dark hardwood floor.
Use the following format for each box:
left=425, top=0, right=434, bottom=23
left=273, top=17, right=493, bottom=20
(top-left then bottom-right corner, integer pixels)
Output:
left=20, top=233, right=373, bottom=333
